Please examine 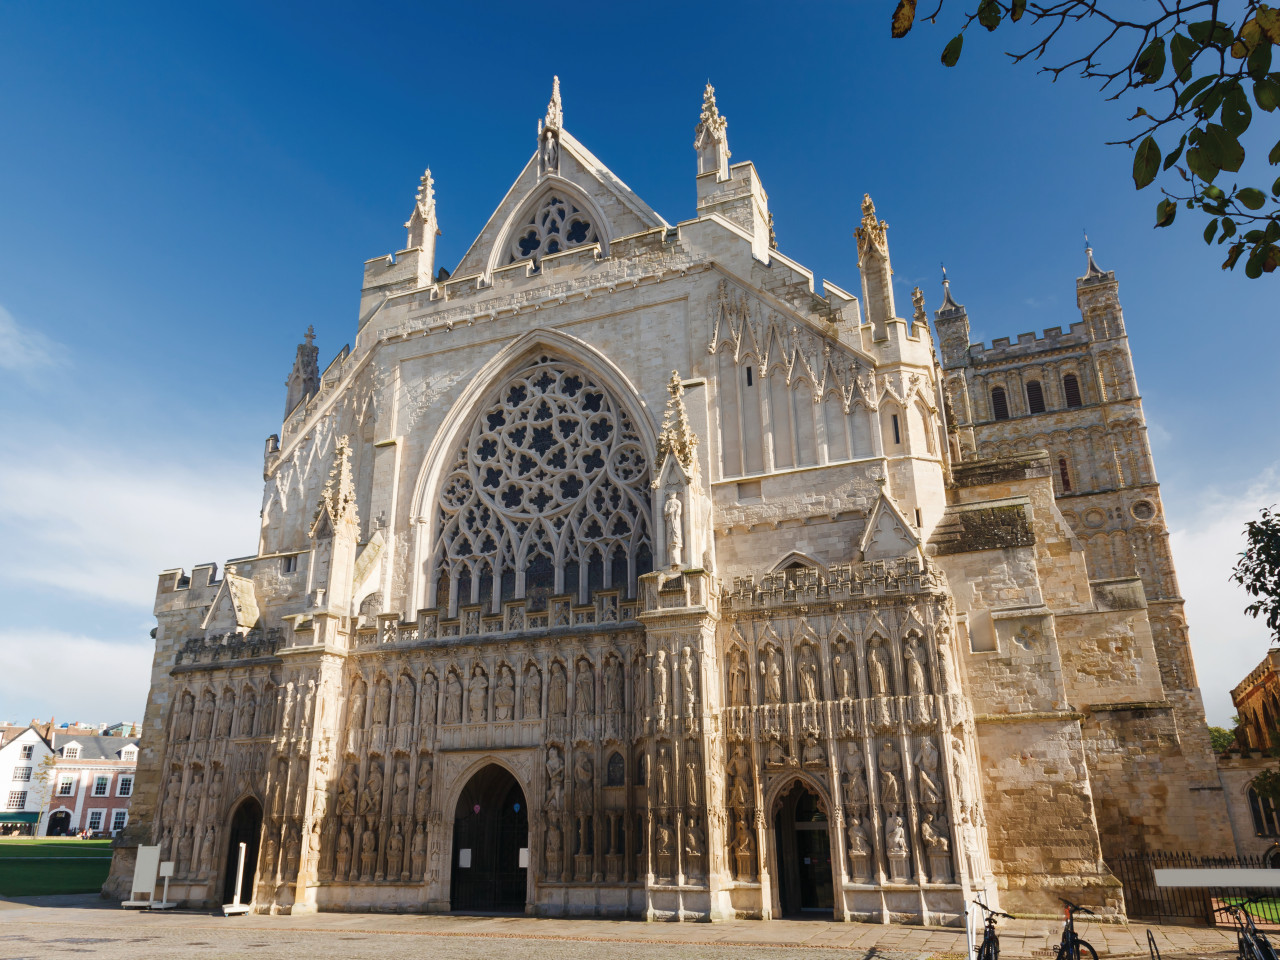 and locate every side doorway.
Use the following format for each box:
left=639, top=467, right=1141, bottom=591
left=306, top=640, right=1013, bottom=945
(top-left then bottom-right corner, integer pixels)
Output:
left=223, top=798, right=263, bottom=905
left=773, top=780, right=835, bottom=917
